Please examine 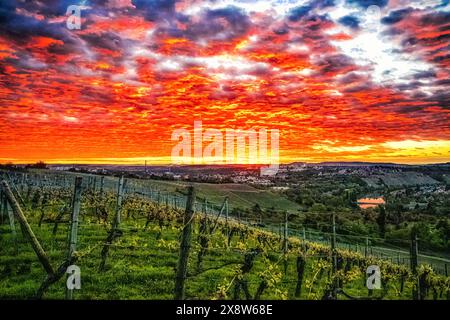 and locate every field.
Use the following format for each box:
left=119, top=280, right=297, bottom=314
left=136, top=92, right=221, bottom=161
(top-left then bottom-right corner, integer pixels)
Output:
left=0, top=170, right=449, bottom=300
left=61, top=171, right=302, bottom=213
left=362, top=172, right=439, bottom=188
